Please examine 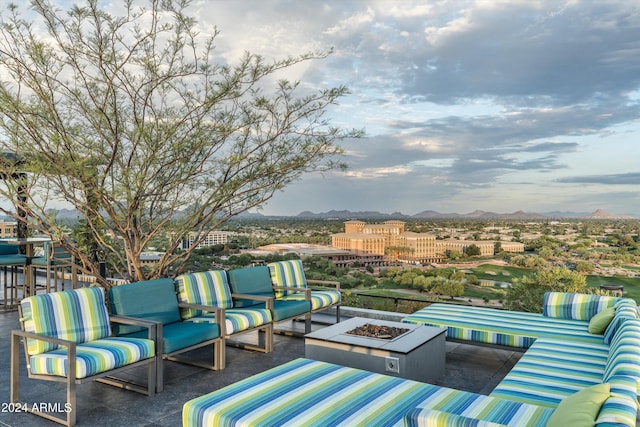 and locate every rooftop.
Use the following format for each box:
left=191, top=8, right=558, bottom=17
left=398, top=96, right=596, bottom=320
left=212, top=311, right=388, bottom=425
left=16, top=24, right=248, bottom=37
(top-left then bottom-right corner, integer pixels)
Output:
left=0, top=309, right=522, bottom=427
